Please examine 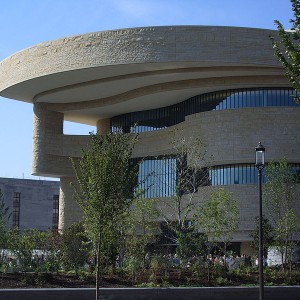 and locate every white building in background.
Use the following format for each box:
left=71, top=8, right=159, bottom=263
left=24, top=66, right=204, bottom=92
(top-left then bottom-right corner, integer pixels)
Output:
left=0, top=177, right=59, bottom=231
